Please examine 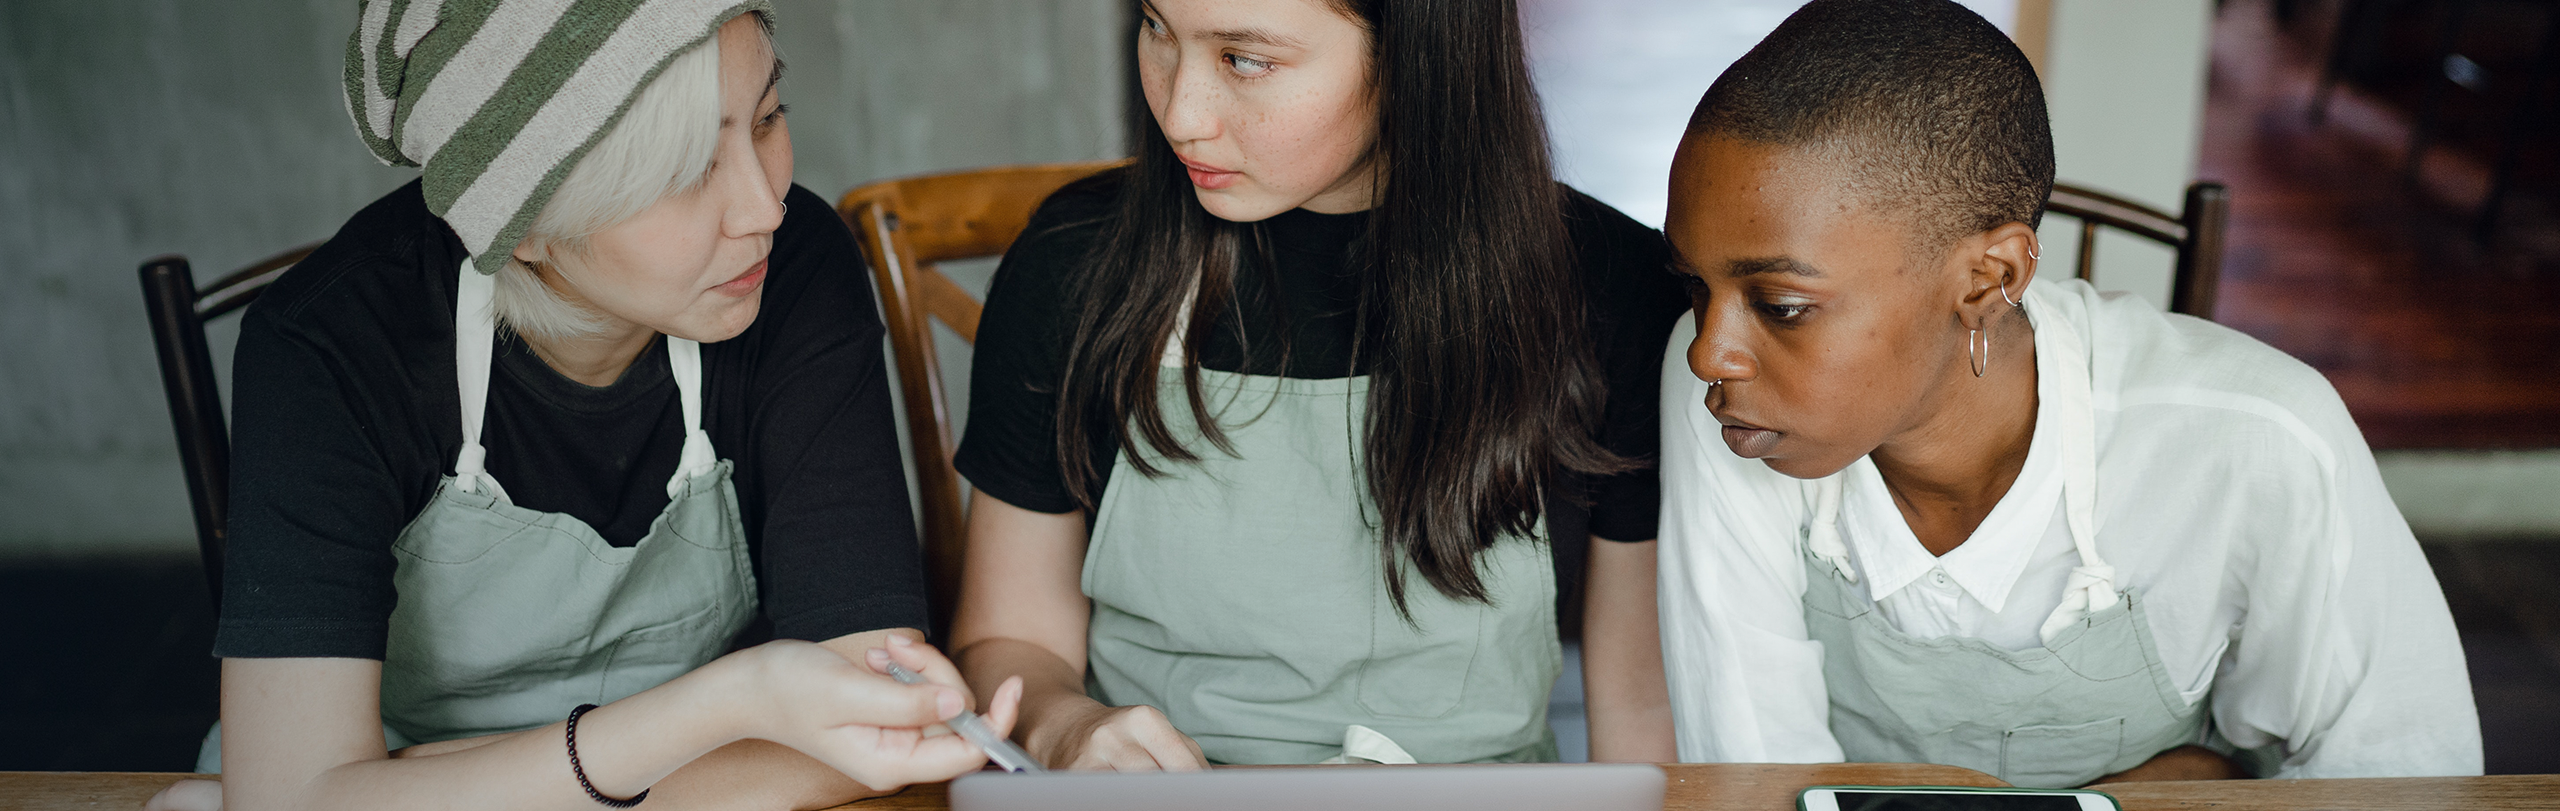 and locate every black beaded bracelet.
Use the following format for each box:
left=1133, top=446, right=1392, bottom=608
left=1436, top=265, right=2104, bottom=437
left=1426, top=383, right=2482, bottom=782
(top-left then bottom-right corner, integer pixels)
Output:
left=565, top=703, right=650, bottom=808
